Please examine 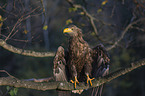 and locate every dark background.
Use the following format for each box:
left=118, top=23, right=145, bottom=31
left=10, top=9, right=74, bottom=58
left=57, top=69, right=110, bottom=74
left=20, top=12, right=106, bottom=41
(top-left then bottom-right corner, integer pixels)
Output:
left=0, top=0, right=145, bottom=96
